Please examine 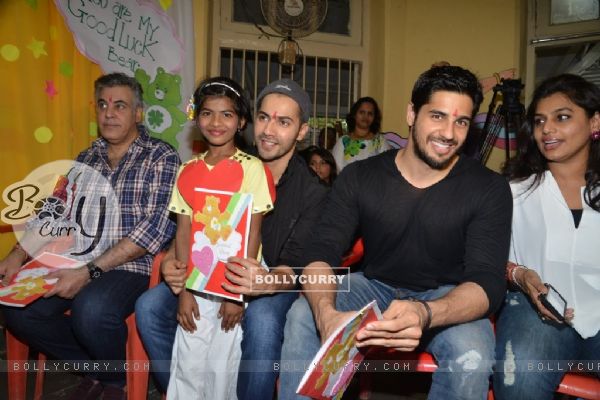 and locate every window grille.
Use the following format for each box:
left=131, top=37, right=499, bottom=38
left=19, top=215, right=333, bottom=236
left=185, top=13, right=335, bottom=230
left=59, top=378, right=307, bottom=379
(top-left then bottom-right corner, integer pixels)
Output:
left=220, top=47, right=361, bottom=148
